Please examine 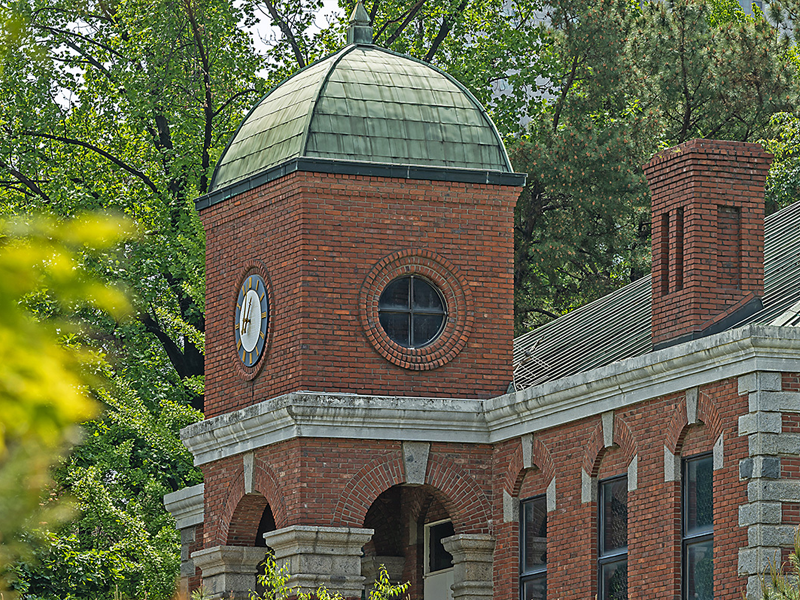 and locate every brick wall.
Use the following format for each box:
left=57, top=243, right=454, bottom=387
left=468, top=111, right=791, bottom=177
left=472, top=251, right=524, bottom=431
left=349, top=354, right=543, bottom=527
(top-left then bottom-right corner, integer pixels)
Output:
left=195, top=373, right=752, bottom=599
left=644, top=140, right=771, bottom=348
left=488, top=377, right=748, bottom=600
left=201, top=172, right=521, bottom=417
left=200, top=437, right=494, bottom=549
